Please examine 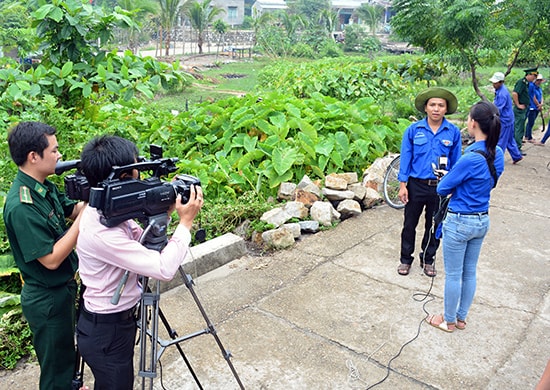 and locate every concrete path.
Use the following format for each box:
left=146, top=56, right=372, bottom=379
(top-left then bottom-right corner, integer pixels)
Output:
left=142, top=142, right=549, bottom=389
left=2, top=142, right=548, bottom=389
